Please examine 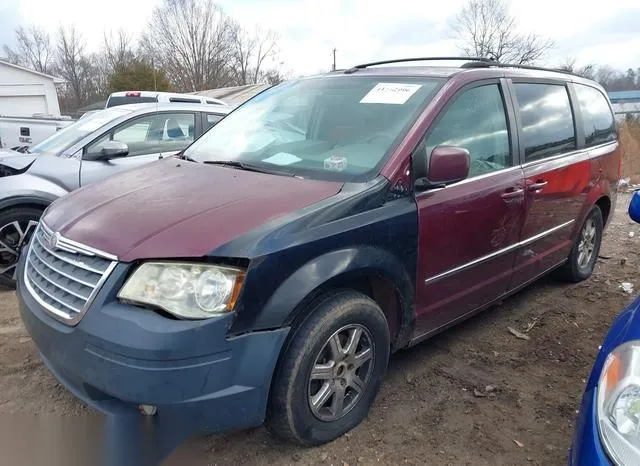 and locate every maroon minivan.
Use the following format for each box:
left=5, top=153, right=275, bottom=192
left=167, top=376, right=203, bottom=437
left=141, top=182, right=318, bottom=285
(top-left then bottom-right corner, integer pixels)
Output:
left=16, top=58, right=620, bottom=457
